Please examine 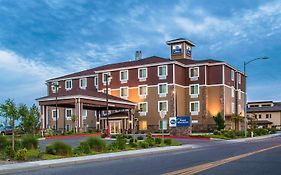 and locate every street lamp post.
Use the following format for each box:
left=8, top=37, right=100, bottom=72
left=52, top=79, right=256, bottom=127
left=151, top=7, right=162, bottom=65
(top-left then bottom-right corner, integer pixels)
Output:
left=52, top=82, right=60, bottom=132
left=243, top=57, right=269, bottom=137
left=105, top=74, right=111, bottom=137
left=173, top=89, right=177, bottom=117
